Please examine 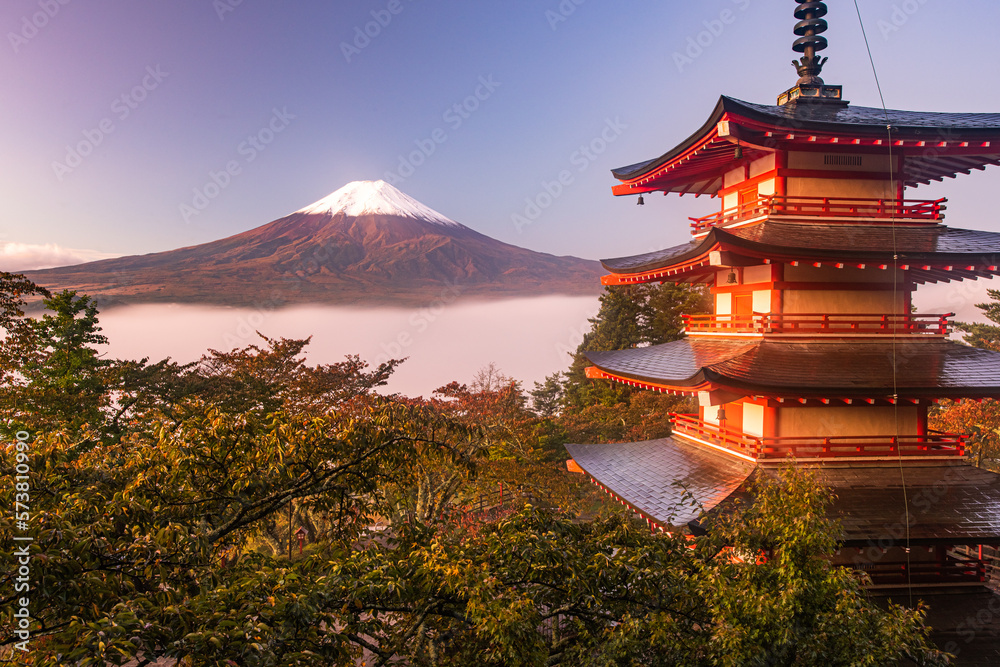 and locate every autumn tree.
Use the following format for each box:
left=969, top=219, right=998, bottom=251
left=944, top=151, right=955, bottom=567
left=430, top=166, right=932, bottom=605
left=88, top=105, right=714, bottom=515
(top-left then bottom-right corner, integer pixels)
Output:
left=933, top=289, right=1000, bottom=470
left=0, top=277, right=949, bottom=665
left=273, top=467, right=947, bottom=666
left=538, top=282, right=707, bottom=443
